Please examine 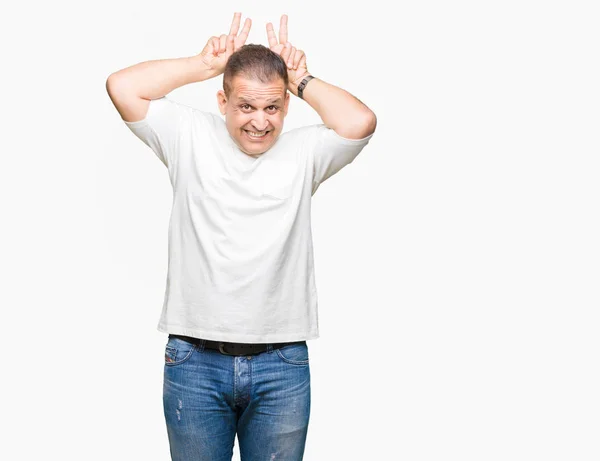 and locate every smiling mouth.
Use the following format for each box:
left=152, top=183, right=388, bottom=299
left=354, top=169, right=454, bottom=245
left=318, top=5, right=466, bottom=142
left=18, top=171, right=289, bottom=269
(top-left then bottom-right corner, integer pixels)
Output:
left=244, top=130, right=270, bottom=140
